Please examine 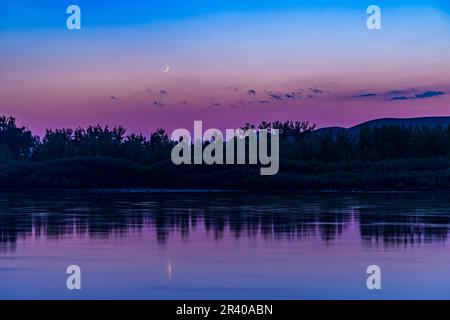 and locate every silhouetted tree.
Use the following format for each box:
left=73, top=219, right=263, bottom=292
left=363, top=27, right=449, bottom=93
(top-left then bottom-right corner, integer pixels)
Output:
left=0, top=116, right=37, bottom=160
